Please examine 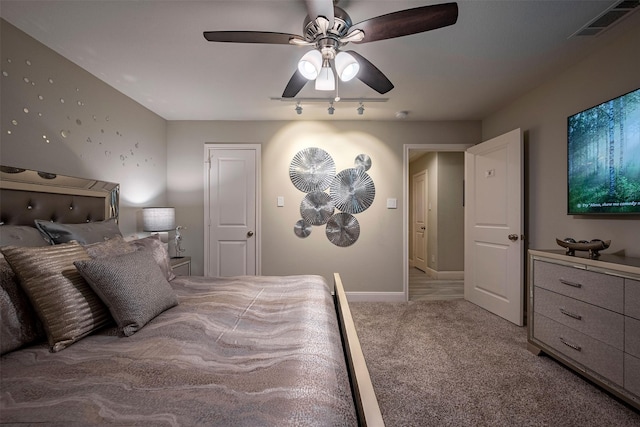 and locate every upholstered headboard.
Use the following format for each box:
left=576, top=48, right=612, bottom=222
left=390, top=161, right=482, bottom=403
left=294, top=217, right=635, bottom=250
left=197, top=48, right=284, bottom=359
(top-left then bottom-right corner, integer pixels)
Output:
left=0, top=166, right=119, bottom=226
